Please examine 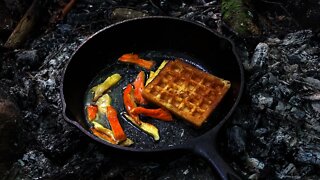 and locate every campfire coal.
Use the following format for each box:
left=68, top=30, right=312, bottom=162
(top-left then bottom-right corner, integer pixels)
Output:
left=227, top=29, right=320, bottom=179
left=0, top=0, right=319, bottom=179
